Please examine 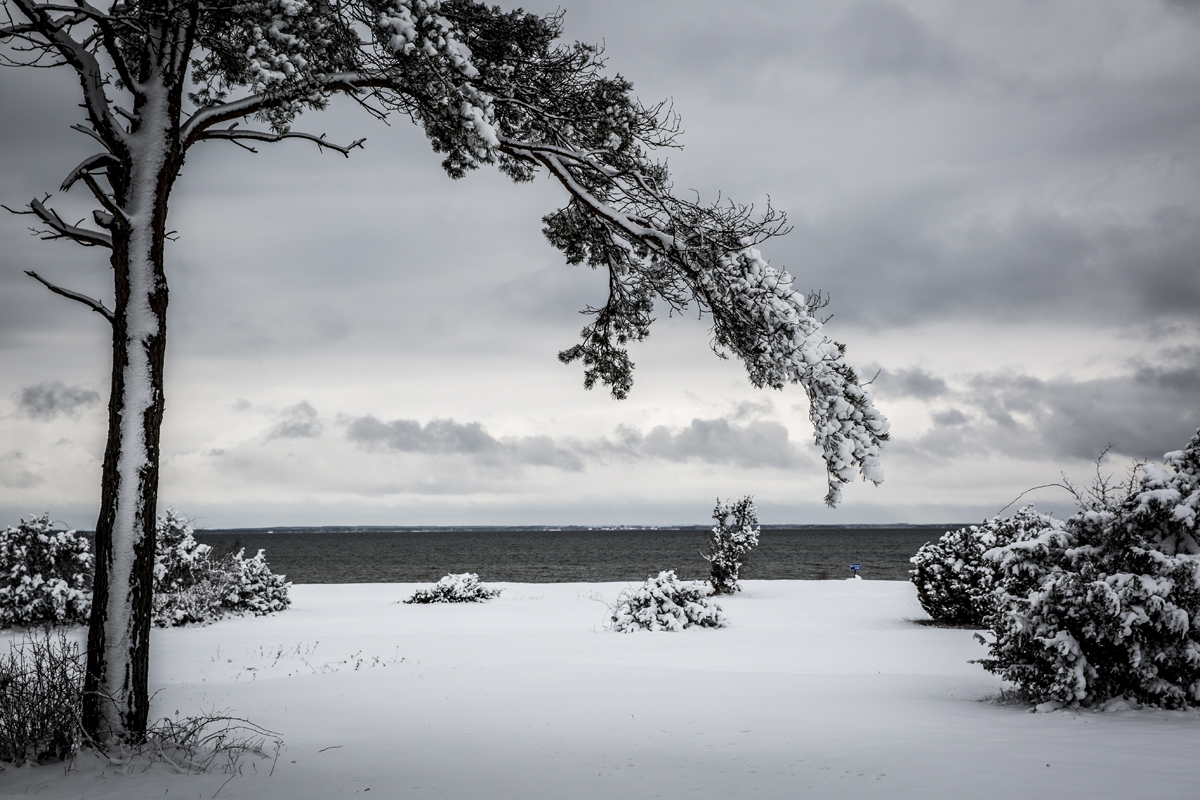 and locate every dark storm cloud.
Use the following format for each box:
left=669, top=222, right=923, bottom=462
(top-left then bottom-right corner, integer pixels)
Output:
left=267, top=402, right=324, bottom=440
left=15, top=381, right=100, bottom=419
left=893, top=351, right=1200, bottom=463
left=344, top=413, right=809, bottom=471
